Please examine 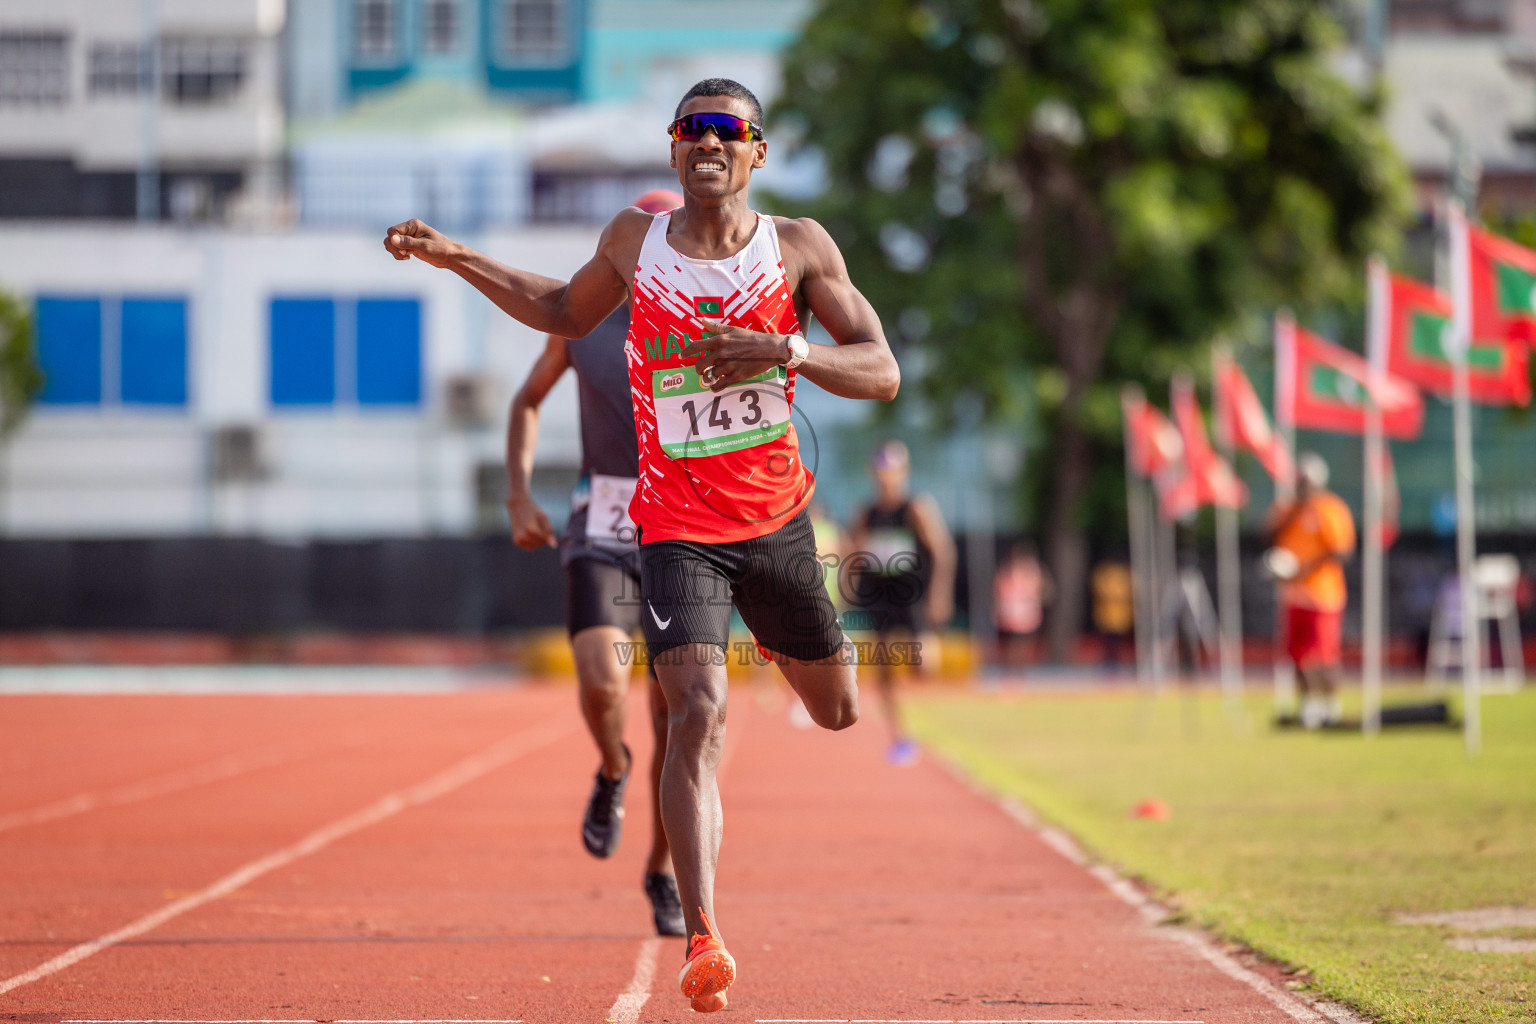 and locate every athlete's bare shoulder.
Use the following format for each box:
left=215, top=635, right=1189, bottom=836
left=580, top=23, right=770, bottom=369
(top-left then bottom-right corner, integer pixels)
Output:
left=771, top=215, right=838, bottom=258
left=596, top=206, right=659, bottom=286
left=770, top=215, right=845, bottom=287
